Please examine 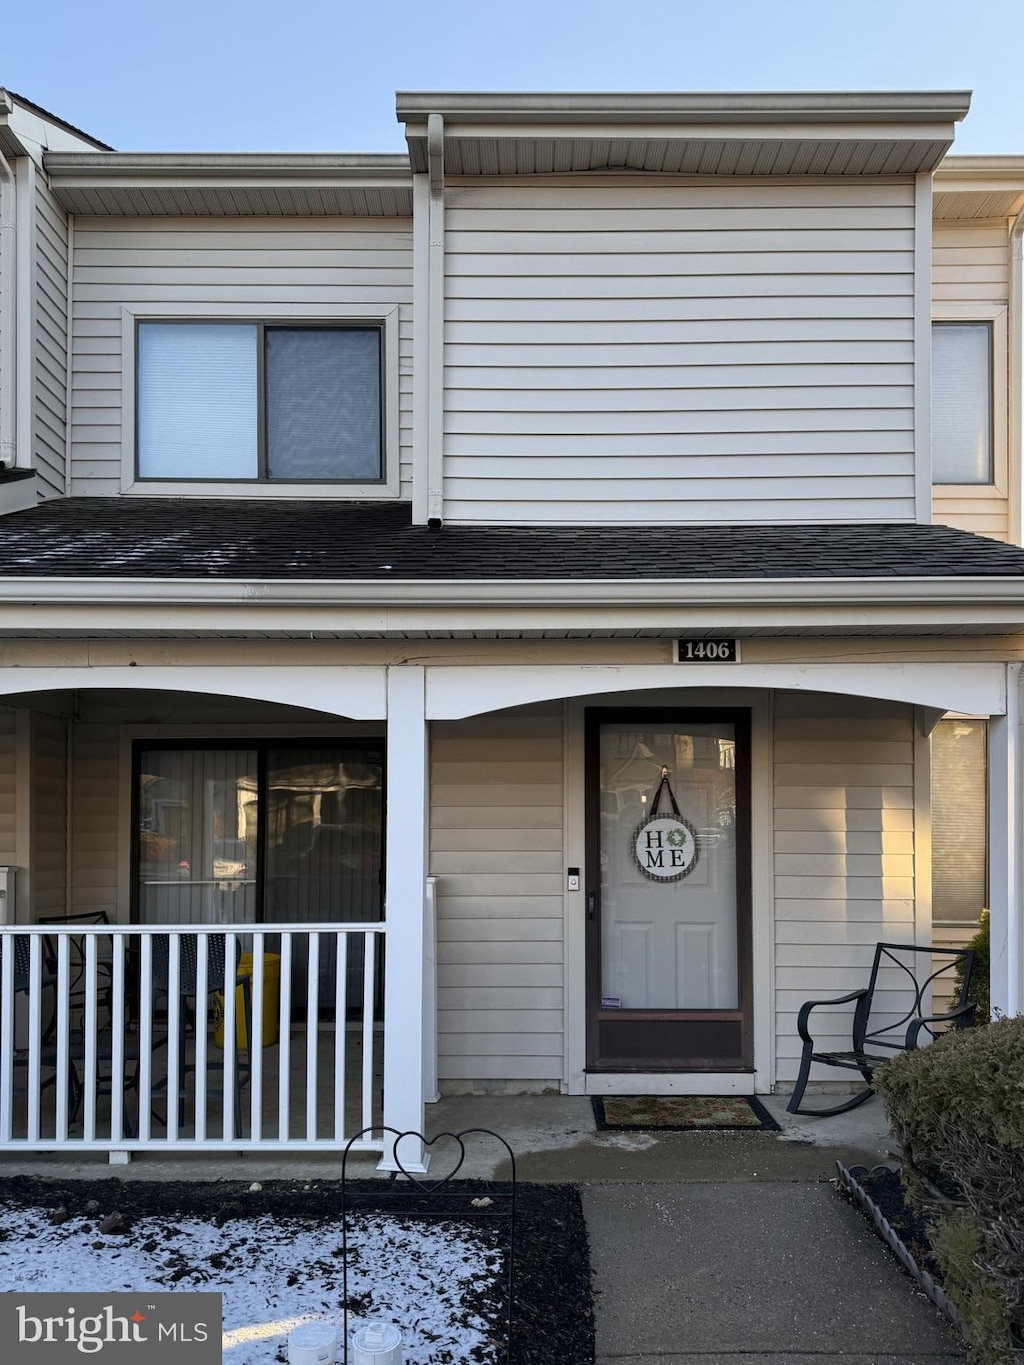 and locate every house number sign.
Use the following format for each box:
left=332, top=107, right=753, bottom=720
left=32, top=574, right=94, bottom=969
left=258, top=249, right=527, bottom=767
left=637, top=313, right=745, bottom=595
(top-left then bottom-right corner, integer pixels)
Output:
left=676, top=638, right=739, bottom=662
left=632, top=767, right=699, bottom=882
